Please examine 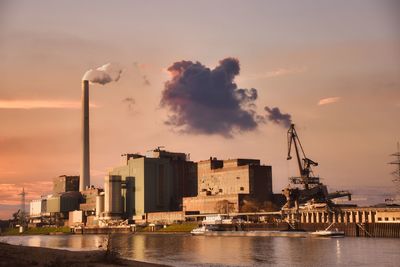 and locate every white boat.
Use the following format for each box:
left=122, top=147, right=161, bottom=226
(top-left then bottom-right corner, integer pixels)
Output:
left=311, top=223, right=344, bottom=237
left=310, top=229, right=344, bottom=237
left=191, top=226, right=208, bottom=235
left=191, top=225, right=221, bottom=235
